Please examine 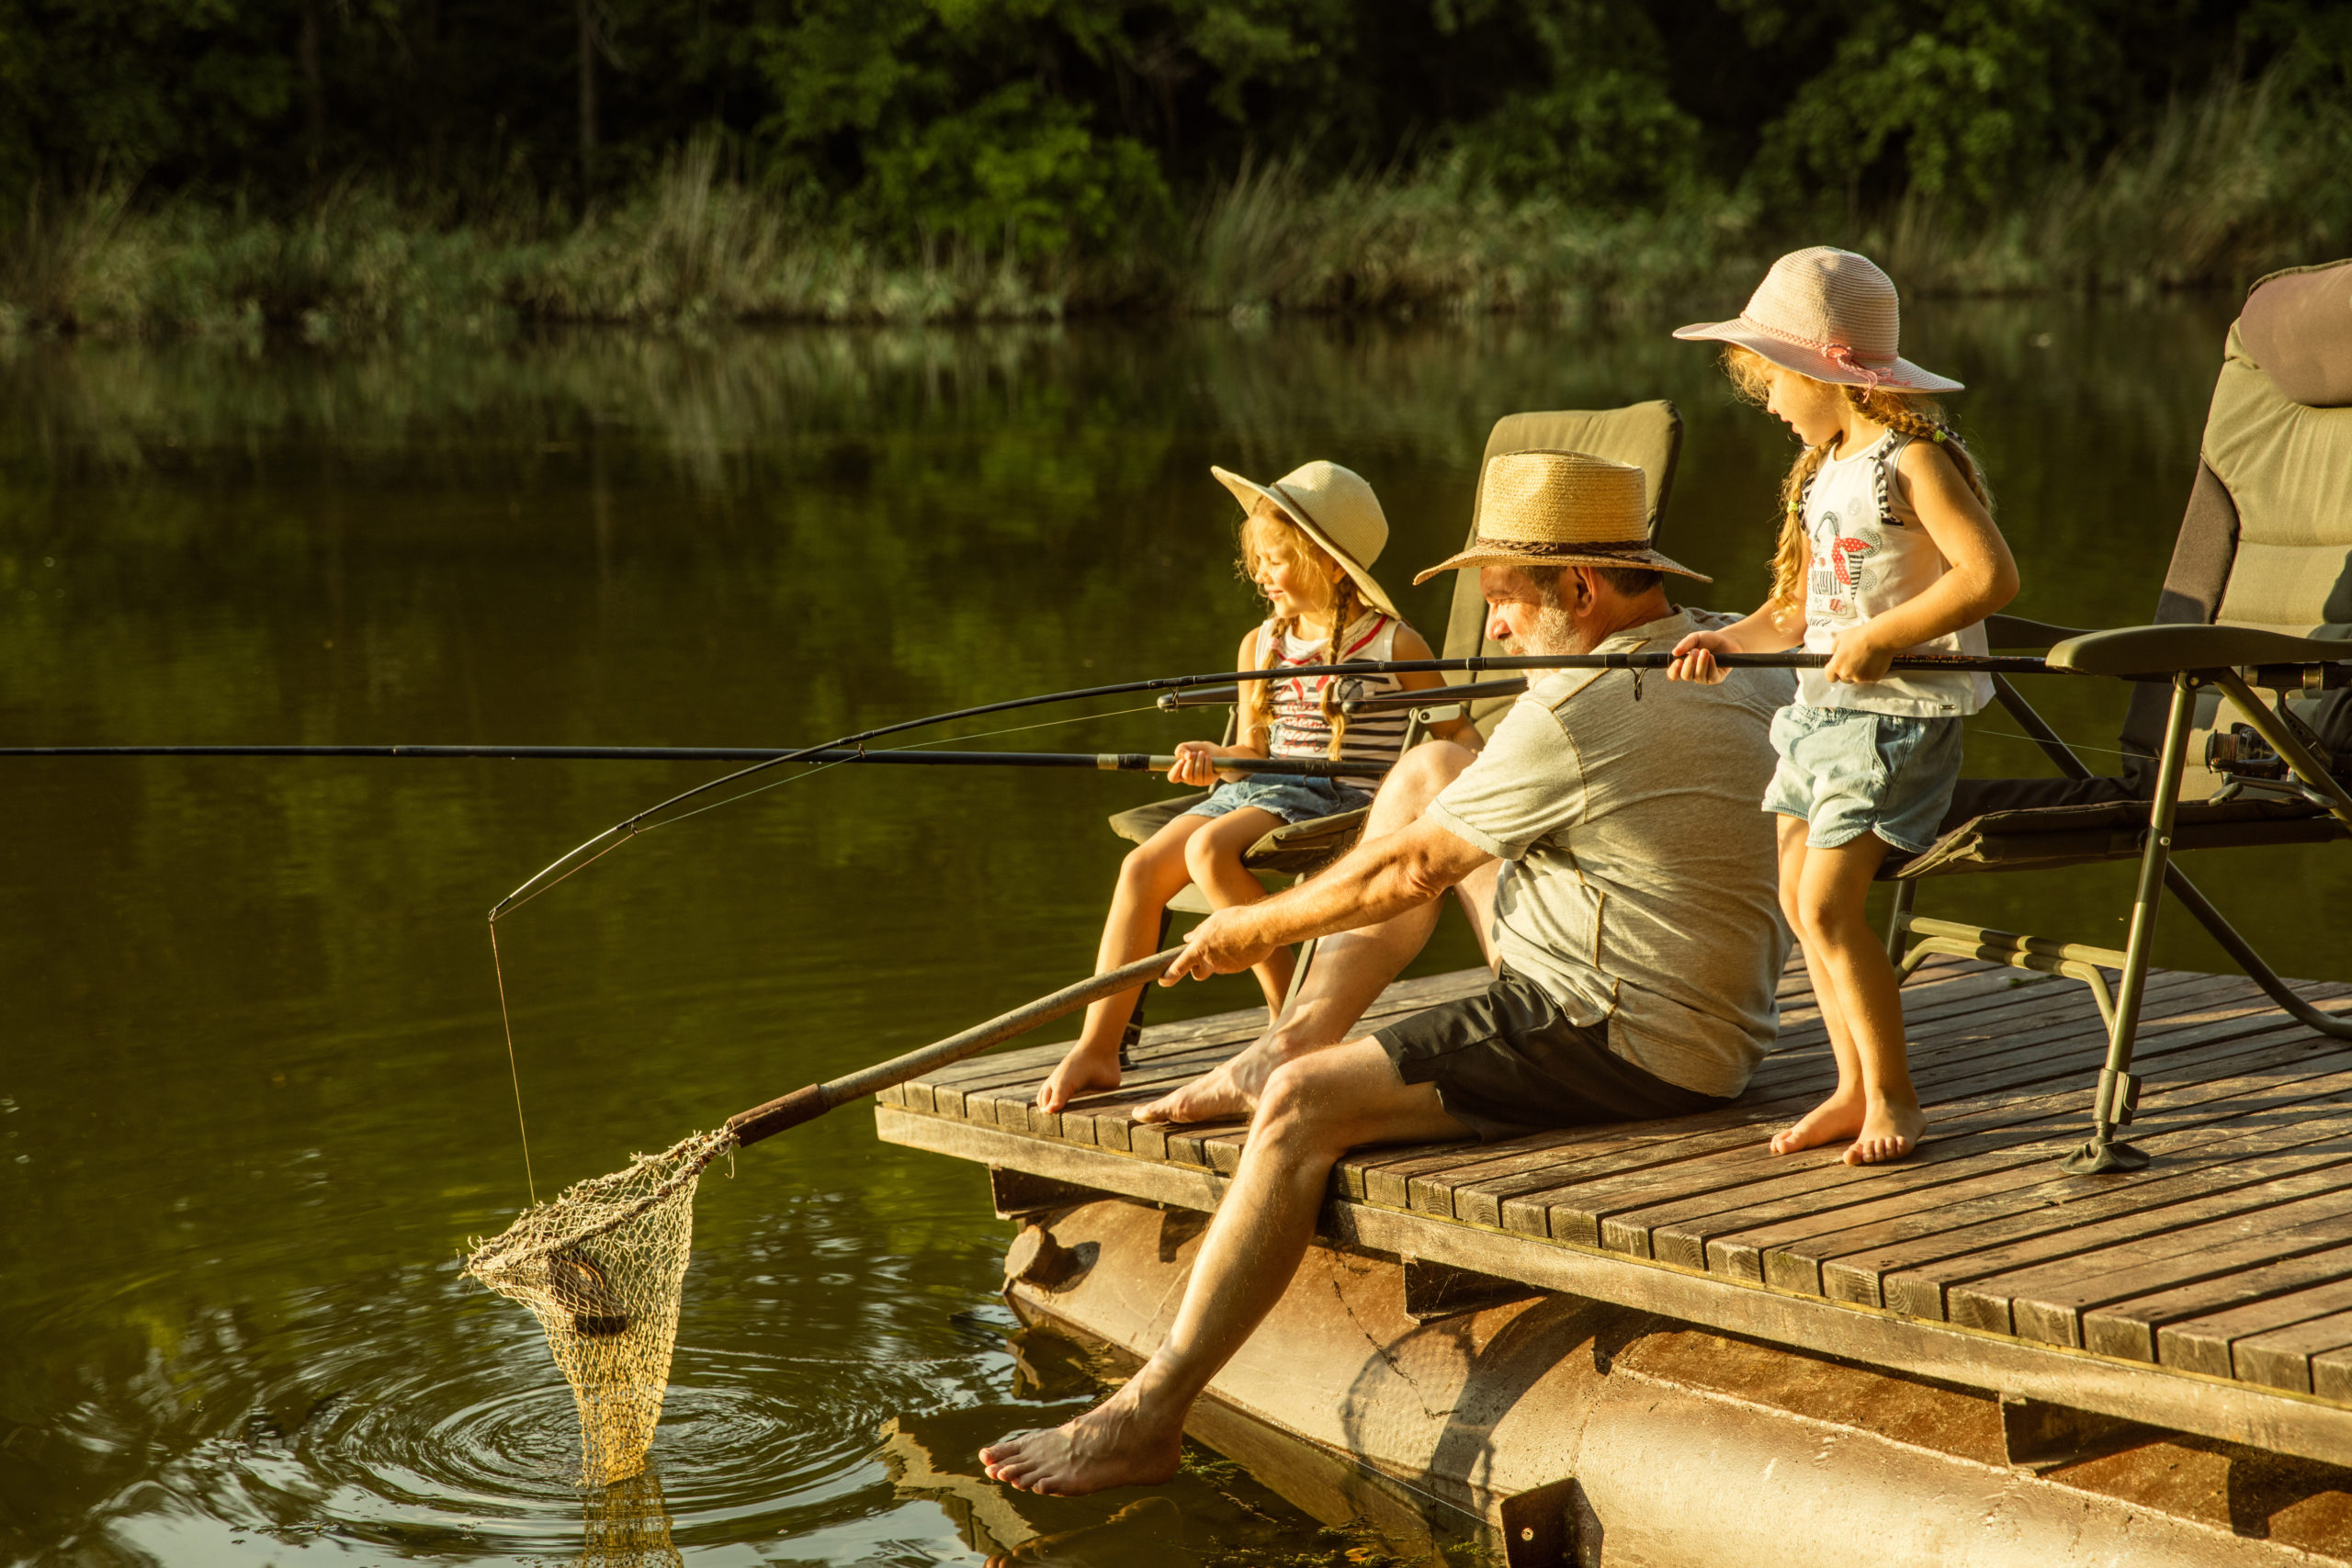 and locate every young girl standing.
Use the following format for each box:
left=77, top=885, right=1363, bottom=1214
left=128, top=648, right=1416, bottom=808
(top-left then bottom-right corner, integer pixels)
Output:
left=1035, top=460, right=1475, bottom=1114
left=1667, top=247, right=2018, bottom=1166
